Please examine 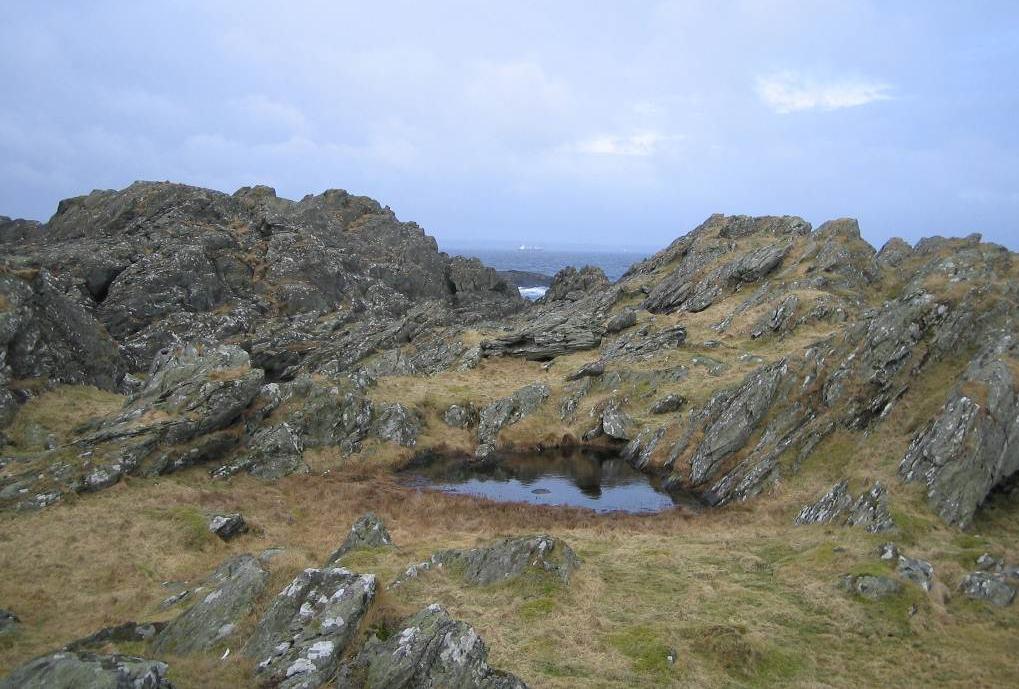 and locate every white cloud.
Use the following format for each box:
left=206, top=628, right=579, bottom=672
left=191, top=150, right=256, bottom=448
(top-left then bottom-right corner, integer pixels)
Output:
left=756, top=72, right=892, bottom=113
left=572, top=131, right=674, bottom=157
